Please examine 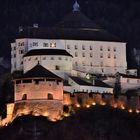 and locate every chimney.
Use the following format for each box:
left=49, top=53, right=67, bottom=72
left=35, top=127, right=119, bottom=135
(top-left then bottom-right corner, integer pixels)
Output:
left=33, top=23, right=39, bottom=28
left=19, top=26, right=23, bottom=32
